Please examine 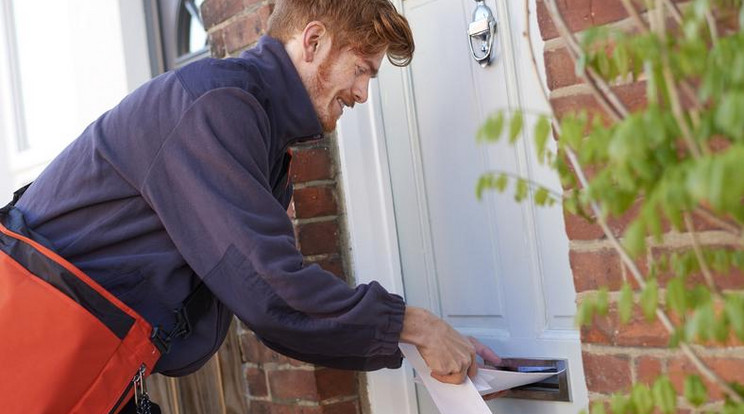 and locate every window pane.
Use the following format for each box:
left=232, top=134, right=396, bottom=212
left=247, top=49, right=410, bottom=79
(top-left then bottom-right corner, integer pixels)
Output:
left=11, top=0, right=129, bottom=155
left=187, top=0, right=206, bottom=54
